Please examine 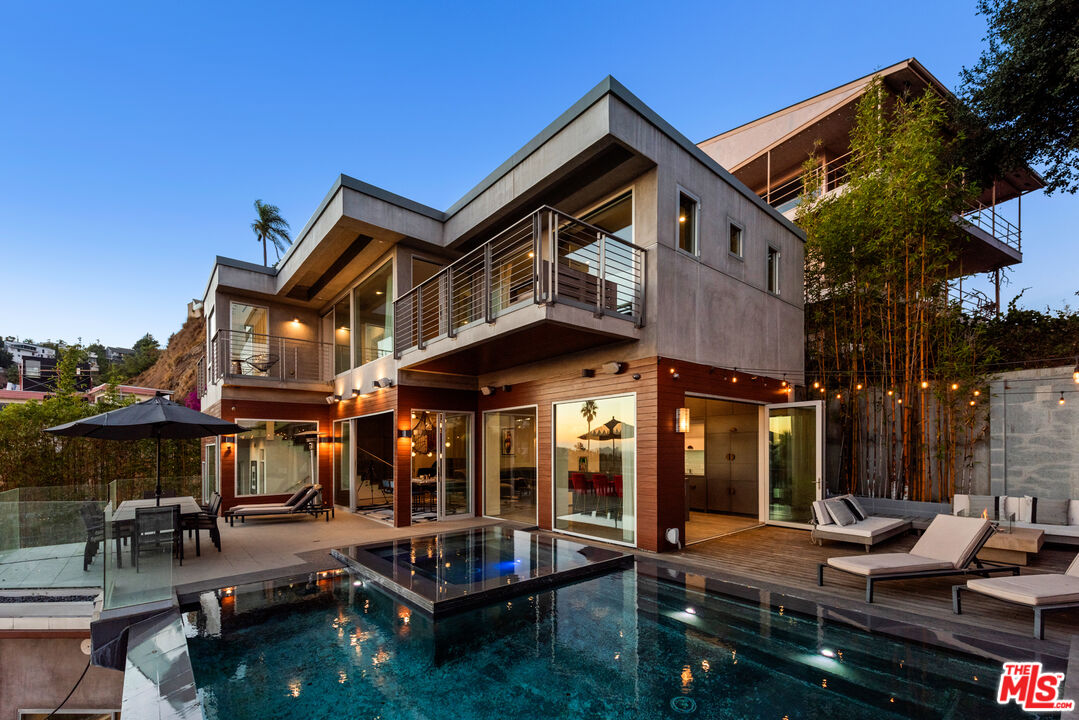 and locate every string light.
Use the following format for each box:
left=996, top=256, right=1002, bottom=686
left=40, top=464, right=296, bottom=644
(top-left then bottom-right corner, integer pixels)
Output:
left=951, top=383, right=959, bottom=391
left=970, top=400, right=976, bottom=406
left=896, top=398, right=903, bottom=404
left=920, top=380, right=929, bottom=389
left=835, top=393, right=842, bottom=400
left=856, top=383, right=863, bottom=391
left=973, top=390, right=981, bottom=397
left=887, top=390, right=894, bottom=397
left=813, top=381, right=820, bottom=389
left=1073, top=361, right=1079, bottom=384
left=1060, top=392, right=1066, bottom=406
